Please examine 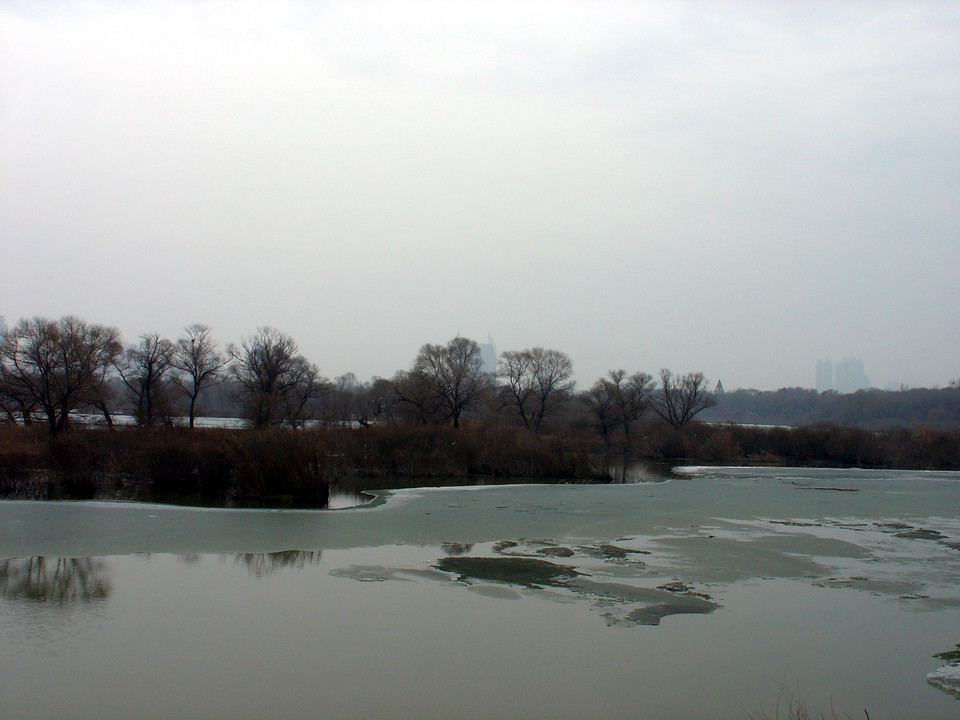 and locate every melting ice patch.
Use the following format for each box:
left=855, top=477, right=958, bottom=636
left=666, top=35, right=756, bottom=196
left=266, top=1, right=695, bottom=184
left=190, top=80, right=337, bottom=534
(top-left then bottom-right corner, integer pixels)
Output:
left=927, top=666, right=960, bottom=699
left=330, top=538, right=720, bottom=627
